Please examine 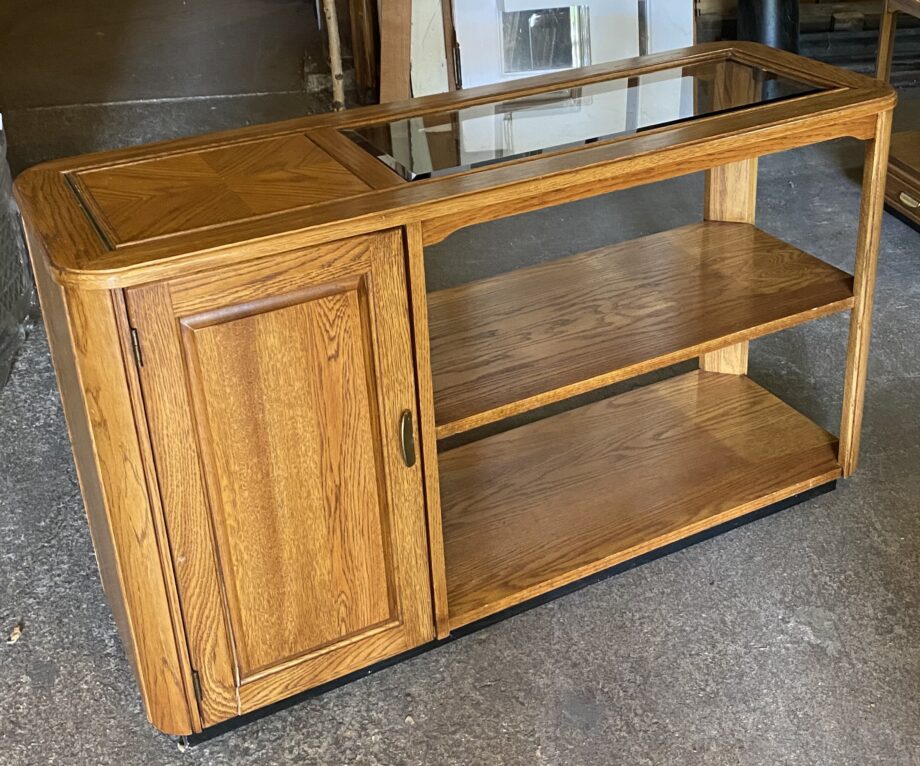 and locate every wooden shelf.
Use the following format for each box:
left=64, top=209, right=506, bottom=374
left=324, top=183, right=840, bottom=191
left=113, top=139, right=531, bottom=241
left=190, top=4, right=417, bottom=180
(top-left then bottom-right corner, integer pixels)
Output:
left=441, top=371, right=841, bottom=629
left=428, top=222, right=854, bottom=438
